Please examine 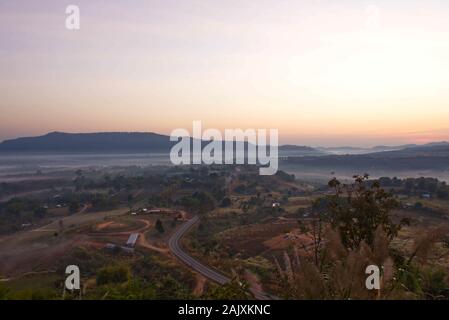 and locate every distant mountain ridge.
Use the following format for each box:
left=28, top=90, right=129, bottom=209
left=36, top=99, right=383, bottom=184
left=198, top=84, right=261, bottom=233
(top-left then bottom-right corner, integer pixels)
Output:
left=278, top=145, right=315, bottom=151
left=0, top=132, right=175, bottom=153
left=0, top=131, right=323, bottom=155
left=0, top=132, right=447, bottom=160
left=278, top=145, right=325, bottom=156
left=284, top=141, right=449, bottom=171
left=315, top=142, right=449, bottom=155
